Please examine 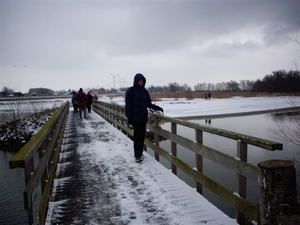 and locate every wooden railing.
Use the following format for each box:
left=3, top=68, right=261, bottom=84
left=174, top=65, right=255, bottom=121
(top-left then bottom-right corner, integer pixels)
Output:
left=9, top=102, right=69, bottom=225
left=93, top=100, right=299, bottom=225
